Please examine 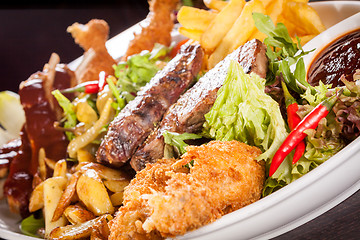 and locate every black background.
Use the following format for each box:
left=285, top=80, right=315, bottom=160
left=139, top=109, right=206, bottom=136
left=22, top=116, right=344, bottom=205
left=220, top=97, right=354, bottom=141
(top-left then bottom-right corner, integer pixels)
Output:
left=0, top=0, right=149, bottom=92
